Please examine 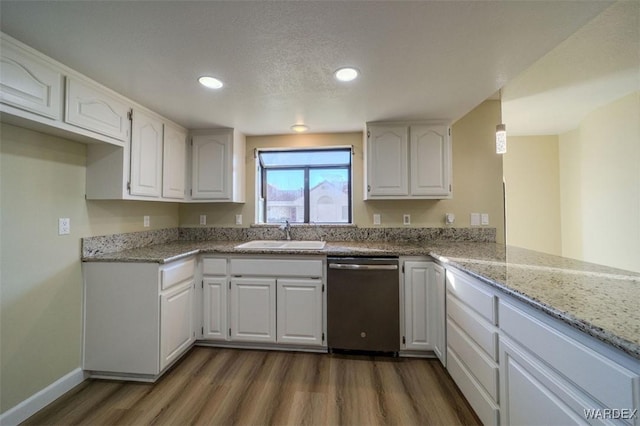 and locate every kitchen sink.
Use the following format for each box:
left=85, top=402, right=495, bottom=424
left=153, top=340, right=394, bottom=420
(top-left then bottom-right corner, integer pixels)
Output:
left=235, top=240, right=326, bottom=250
